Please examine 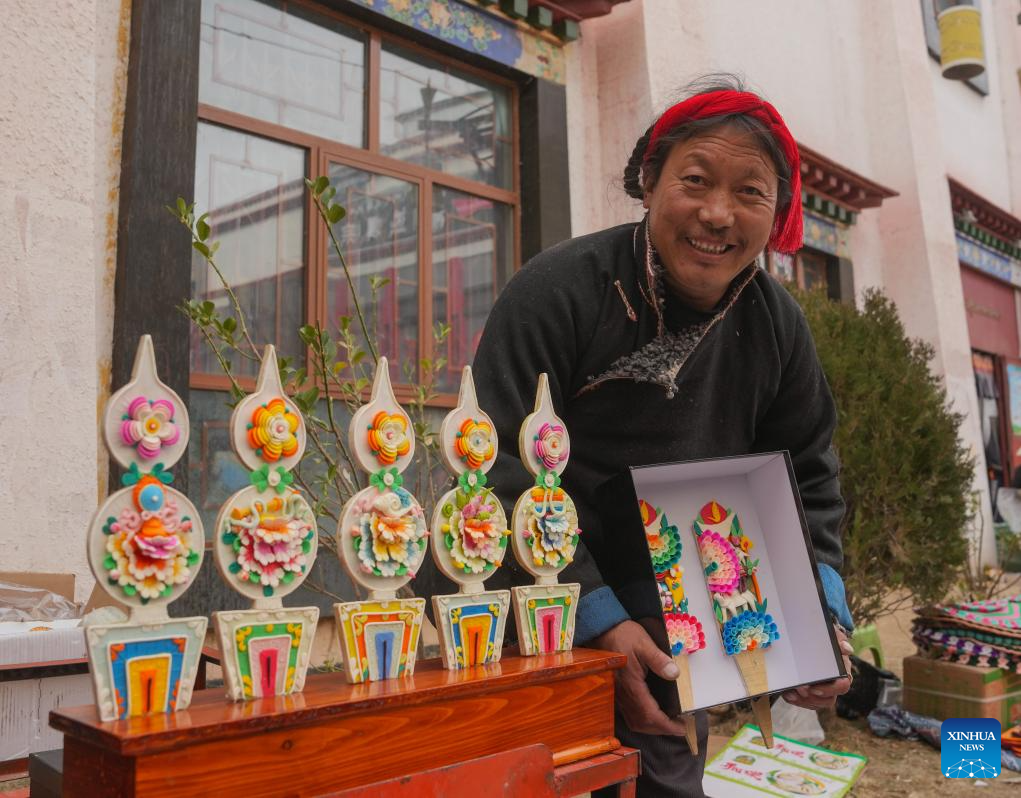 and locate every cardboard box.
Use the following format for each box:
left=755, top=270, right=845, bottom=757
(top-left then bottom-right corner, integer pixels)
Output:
left=597, top=452, right=845, bottom=714
left=903, top=654, right=1021, bottom=726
